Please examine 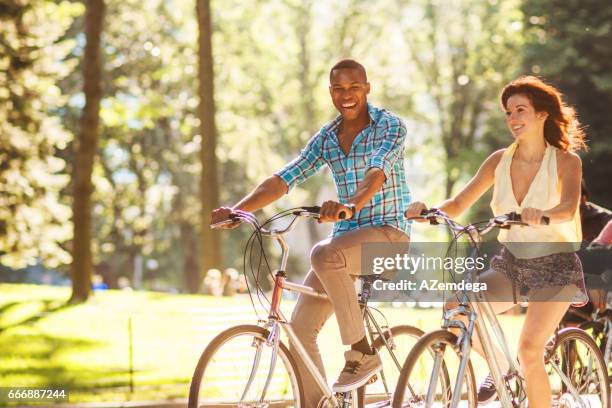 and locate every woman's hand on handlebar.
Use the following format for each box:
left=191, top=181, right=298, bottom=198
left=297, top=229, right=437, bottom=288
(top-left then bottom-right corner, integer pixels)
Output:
left=318, top=200, right=354, bottom=223
left=210, top=206, right=242, bottom=229
left=404, top=202, right=429, bottom=222
left=520, top=207, right=548, bottom=226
